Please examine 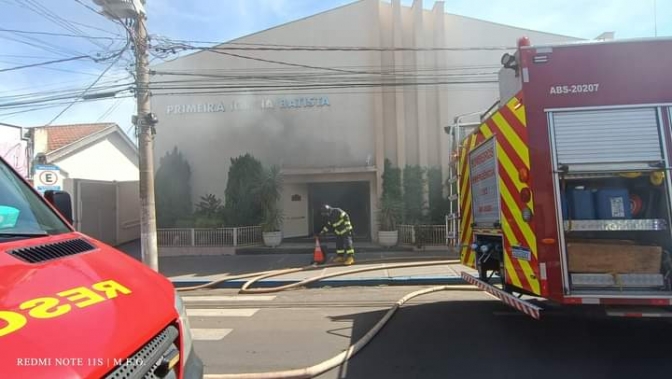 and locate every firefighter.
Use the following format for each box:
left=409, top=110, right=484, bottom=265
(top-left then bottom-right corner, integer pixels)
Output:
left=316, top=204, right=355, bottom=265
